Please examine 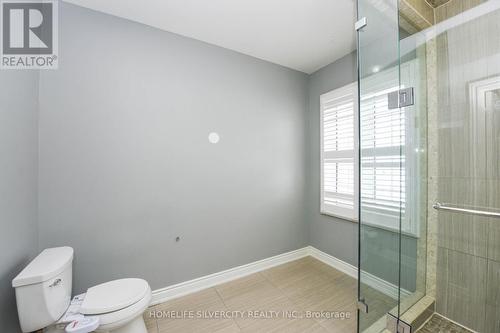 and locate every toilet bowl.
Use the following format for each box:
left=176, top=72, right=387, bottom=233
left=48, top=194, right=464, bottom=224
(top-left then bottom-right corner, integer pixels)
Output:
left=12, top=247, right=152, bottom=333
left=80, top=278, right=152, bottom=333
